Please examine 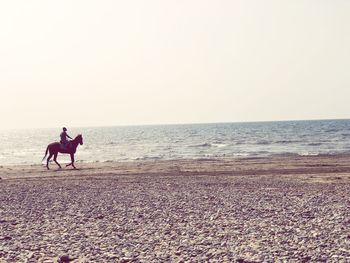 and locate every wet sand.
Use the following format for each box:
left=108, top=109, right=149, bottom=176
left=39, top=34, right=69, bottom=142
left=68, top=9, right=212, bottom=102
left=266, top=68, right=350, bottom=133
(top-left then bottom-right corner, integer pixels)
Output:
left=1, top=155, right=350, bottom=262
